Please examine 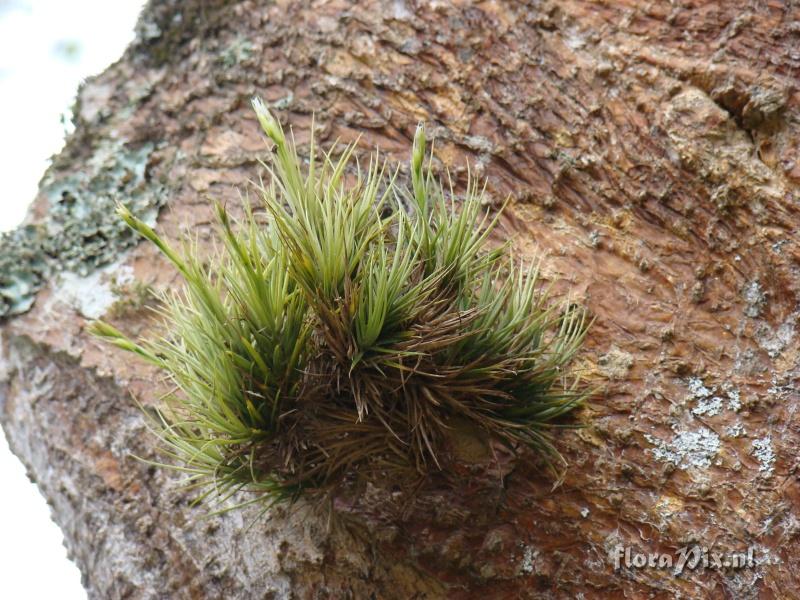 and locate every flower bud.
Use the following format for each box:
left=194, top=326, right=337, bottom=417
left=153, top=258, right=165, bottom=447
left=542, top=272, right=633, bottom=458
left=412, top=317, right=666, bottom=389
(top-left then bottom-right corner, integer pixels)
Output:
left=251, top=96, right=284, bottom=145
left=412, top=122, right=426, bottom=175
